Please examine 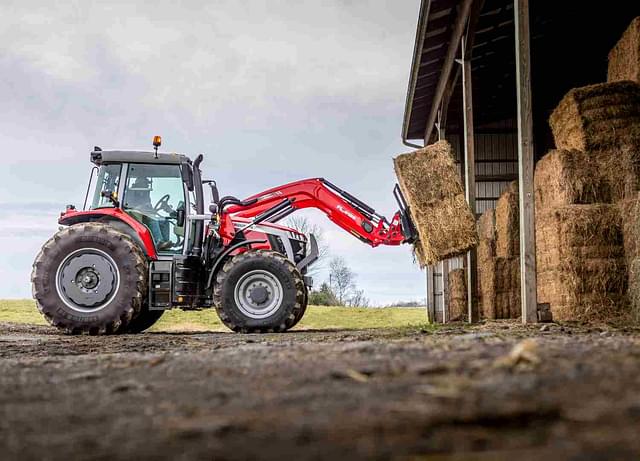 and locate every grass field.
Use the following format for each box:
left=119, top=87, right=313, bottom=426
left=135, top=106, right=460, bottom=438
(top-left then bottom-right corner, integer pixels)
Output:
left=0, top=299, right=430, bottom=332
